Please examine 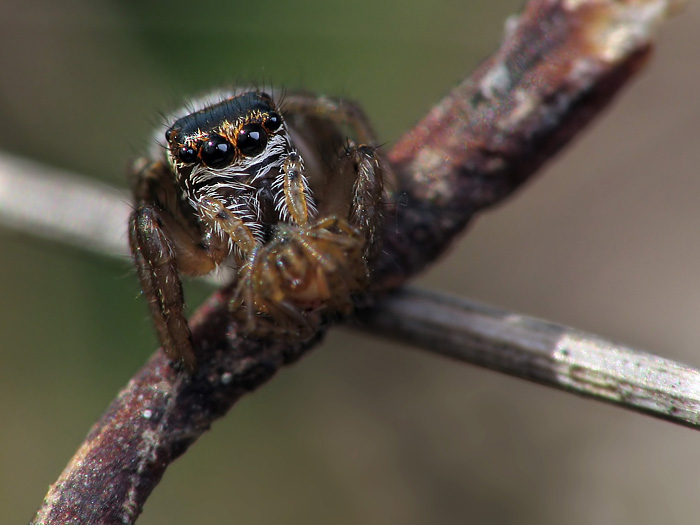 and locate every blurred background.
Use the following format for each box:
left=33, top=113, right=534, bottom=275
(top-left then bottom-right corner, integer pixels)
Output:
left=2, top=1, right=700, bottom=523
